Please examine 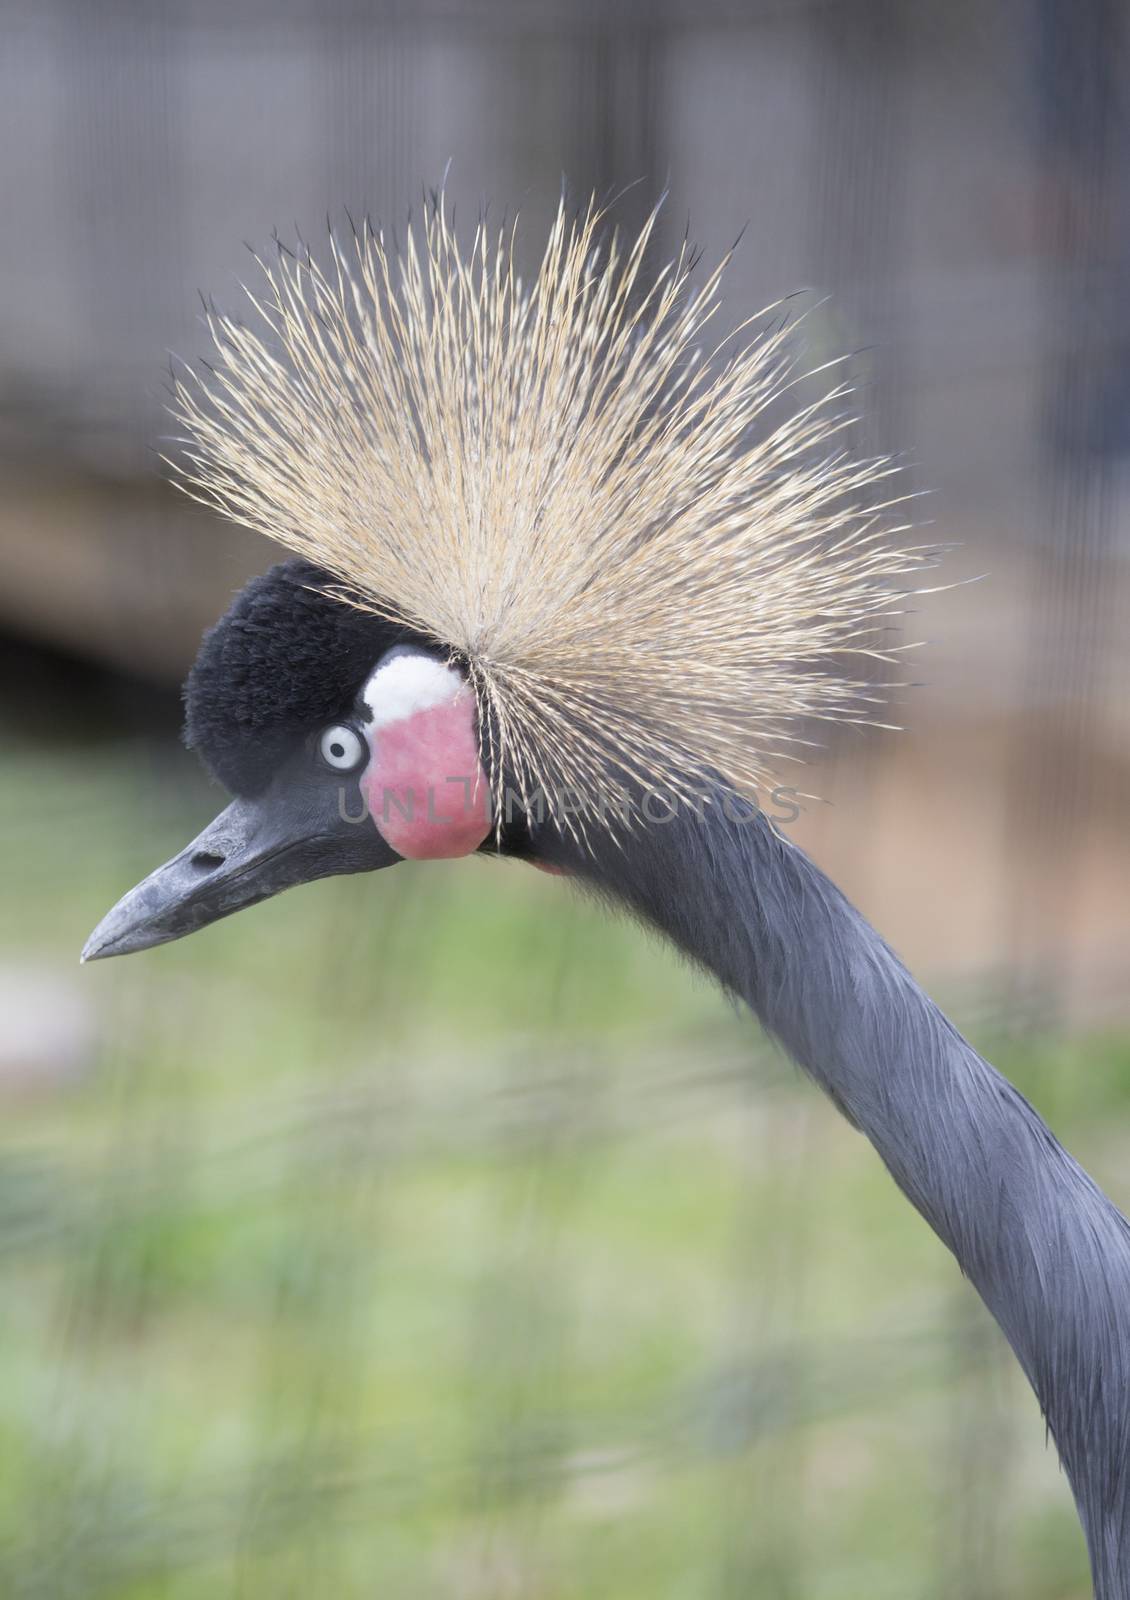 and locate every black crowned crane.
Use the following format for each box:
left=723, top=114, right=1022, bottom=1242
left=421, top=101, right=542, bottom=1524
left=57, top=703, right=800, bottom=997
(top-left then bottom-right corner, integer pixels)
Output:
left=84, top=199, right=1130, bottom=1595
